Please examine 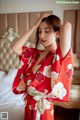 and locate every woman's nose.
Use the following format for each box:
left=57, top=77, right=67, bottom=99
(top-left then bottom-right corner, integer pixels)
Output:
left=40, top=32, right=44, bottom=39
